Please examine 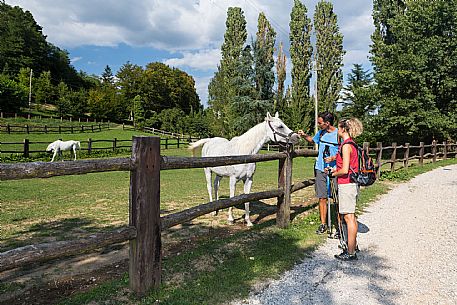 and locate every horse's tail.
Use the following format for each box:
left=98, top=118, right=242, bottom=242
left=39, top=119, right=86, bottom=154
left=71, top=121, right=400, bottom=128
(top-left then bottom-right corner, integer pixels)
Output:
left=188, top=138, right=211, bottom=157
